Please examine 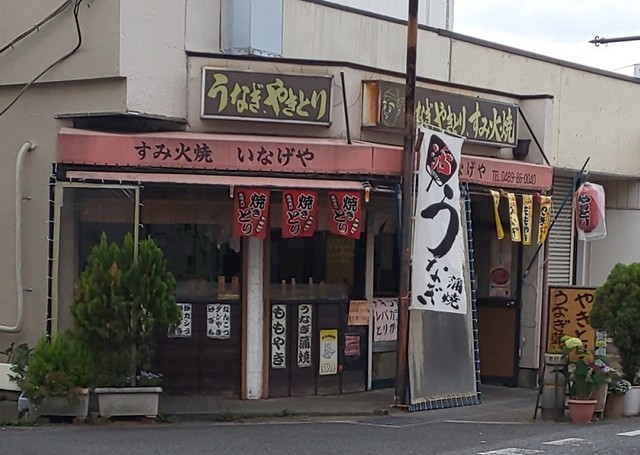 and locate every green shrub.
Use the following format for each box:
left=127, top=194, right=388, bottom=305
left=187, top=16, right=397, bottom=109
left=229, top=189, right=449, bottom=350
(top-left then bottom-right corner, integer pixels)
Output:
left=591, top=262, right=640, bottom=383
left=18, top=332, right=93, bottom=403
left=1, top=342, right=32, bottom=385
left=71, top=232, right=180, bottom=387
